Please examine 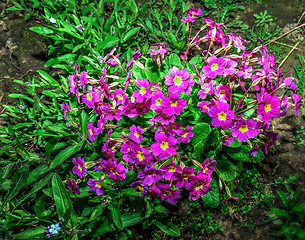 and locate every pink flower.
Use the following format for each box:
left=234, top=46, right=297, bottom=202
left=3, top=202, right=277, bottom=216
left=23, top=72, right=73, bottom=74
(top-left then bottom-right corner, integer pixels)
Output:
left=62, top=102, right=71, bottom=121
left=164, top=66, right=192, bottom=94
left=198, top=101, right=210, bottom=113
left=198, top=81, right=216, bottom=99
left=208, top=102, right=235, bottom=129
left=231, top=119, right=260, bottom=142
left=101, top=158, right=127, bottom=182
left=88, top=122, right=99, bottom=141
left=130, top=125, right=143, bottom=144
left=87, top=178, right=104, bottom=195
left=160, top=162, right=182, bottom=180
left=151, top=132, right=177, bottom=159
left=202, top=55, right=225, bottom=79
left=83, top=91, right=100, bottom=108
left=162, top=92, right=187, bottom=116
left=159, top=183, right=181, bottom=204
left=215, top=84, right=231, bottom=101
left=177, top=125, right=194, bottom=143
left=72, top=157, right=87, bottom=178
left=198, top=158, right=216, bottom=176
left=222, top=135, right=234, bottom=145
left=185, top=174, right=212, bottom=200
left=257, top=92, right=280, bottom=122
left=132, top=79, right=152, bottom=102
left=151, top=90, right=164, bottom=111
left=66, top=175, right=80, bottom=195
